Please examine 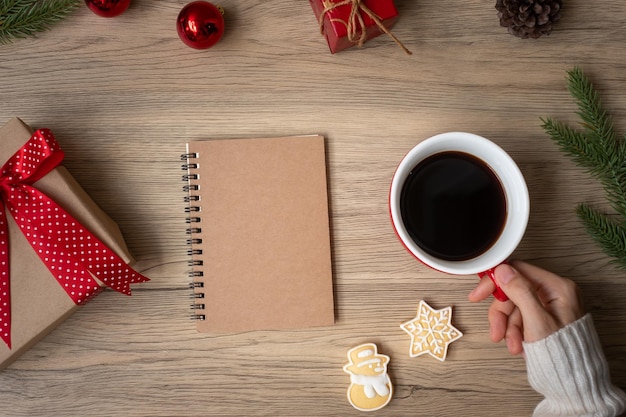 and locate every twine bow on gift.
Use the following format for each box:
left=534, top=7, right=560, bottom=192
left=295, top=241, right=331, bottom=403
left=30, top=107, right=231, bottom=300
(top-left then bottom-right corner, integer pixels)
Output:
left=319, top=0, right=412, bottom=55
left=0, top=129, right=149, bottom=349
